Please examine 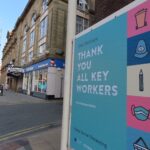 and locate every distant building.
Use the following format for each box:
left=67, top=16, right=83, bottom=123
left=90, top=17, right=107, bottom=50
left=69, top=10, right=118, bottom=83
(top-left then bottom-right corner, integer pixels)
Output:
left=1, top=0, right=67, bottom=99
left=1, top=0, right=96, bottom=99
